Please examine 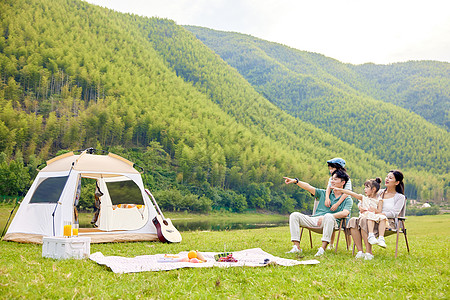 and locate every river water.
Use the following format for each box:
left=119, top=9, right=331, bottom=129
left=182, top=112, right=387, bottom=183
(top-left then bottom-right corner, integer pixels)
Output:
left=171, top=219, right=288, bottom=231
